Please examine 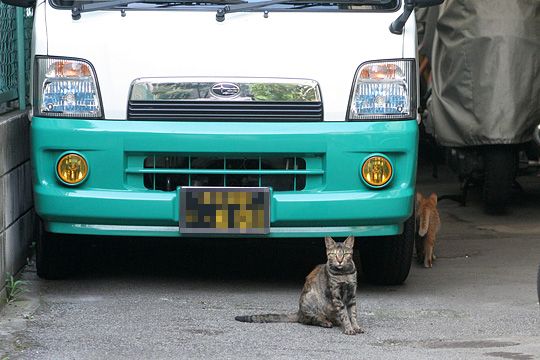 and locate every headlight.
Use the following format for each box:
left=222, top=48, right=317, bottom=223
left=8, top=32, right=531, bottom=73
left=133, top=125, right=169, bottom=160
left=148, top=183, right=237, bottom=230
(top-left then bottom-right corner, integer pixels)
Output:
left=35, top=57, right=103, bottom=118
left=348, top=59, right=415, bottom=121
